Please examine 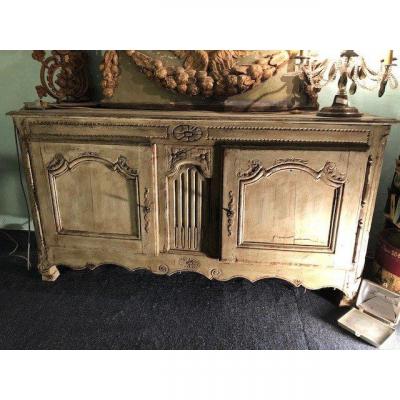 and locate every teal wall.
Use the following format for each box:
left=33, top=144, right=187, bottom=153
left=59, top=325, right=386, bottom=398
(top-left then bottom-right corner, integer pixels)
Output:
left=0, top=51, right=42, bottom=229
left=0, top=50, right=399, bottom=253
